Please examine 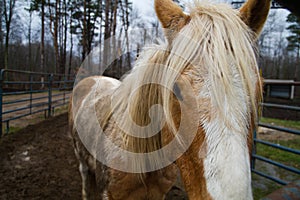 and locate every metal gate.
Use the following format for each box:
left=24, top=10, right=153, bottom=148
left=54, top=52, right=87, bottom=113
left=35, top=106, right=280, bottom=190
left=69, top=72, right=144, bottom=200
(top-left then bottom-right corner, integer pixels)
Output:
left=252, top=81, right=300, bottom=186
left=0, top=69, right=74, bottom=136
